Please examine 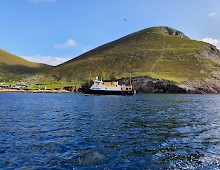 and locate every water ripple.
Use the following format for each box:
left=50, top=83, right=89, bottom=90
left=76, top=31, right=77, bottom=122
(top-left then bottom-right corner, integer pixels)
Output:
left=1, top=93, right=220, bottom=169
